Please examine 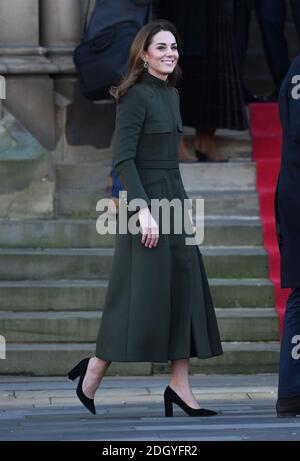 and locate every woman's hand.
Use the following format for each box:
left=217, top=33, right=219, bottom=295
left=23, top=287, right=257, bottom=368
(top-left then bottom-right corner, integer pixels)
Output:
left=138, top=207, right=159, bottom=248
